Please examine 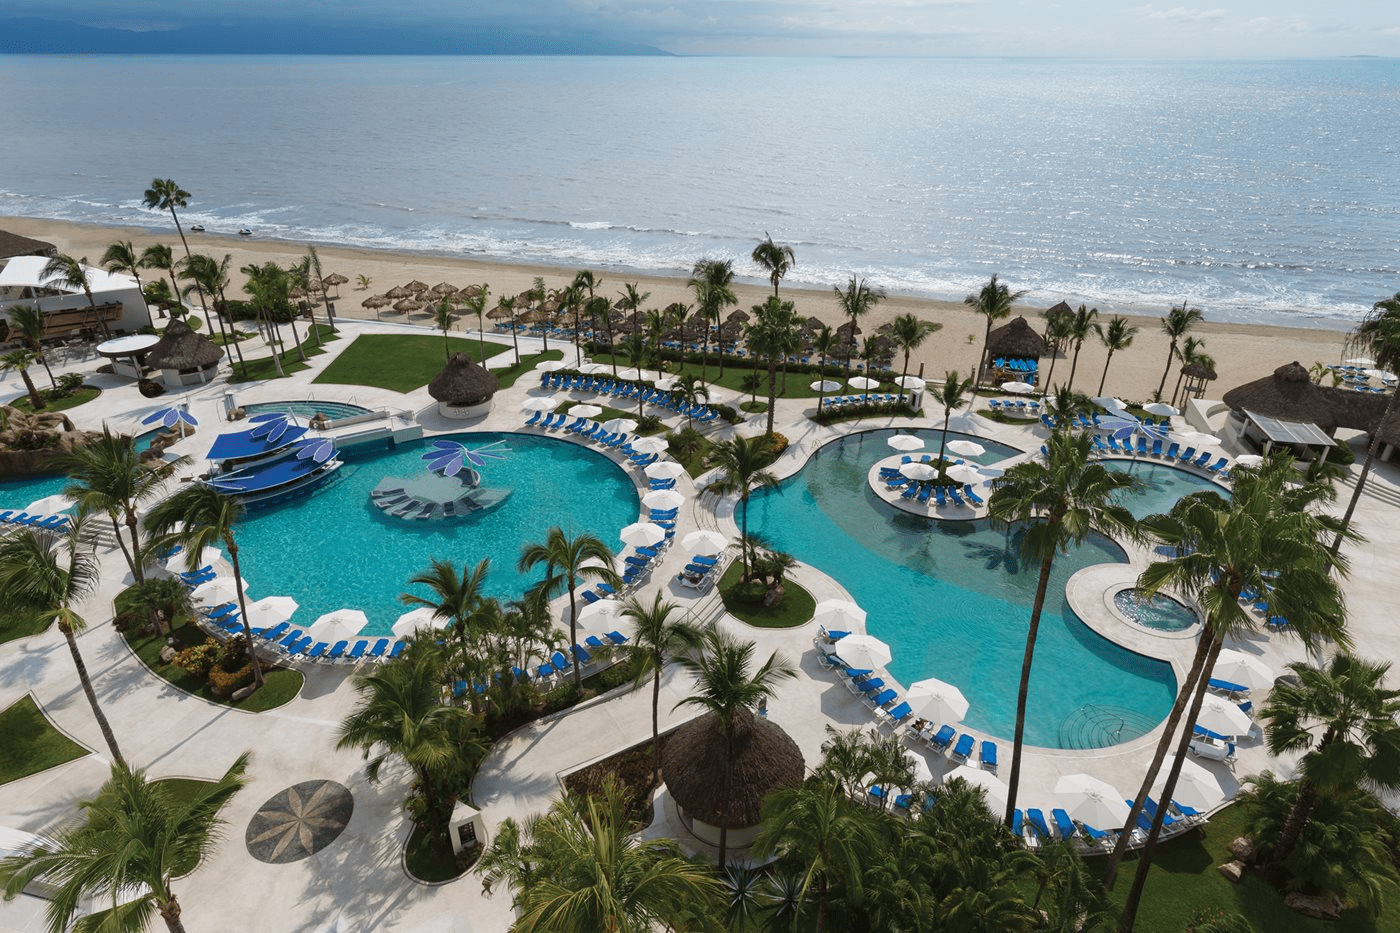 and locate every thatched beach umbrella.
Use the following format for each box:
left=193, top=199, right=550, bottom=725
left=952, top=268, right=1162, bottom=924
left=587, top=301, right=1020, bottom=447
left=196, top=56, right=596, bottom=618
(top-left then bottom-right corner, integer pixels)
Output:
left=361, top=295, right=390, bottom=318
left=727, top=309, right=750, bottom=325
left=385, top=285, right=413, bottom=299
left=144, top=318, right=224, bottom=373
left=486, top=304, right=514, bottom=321
left=404, top=279, right=430, bottom=294
left=460, top=284, right=484, bottom=299
left=321, top=273, right=349, bottom=297
left=393, top=297, right=424, bottom=315
left=428, top=352, right=499, bottom=407
left=985, top=315, right=1048, bottom=362
left=429, top=282, right=458, bottom=297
